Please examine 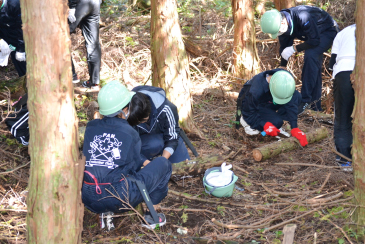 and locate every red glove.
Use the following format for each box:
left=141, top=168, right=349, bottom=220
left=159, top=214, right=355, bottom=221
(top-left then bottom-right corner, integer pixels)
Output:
left=291, top=128, right=308, bottom=147
left=263, top=122, right=280, bottom=136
